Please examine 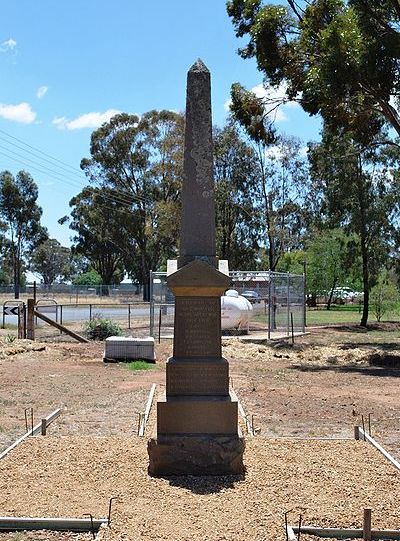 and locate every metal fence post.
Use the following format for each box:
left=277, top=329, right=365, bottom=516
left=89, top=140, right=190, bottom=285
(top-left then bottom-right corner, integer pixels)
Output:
left=149, top=271, right=154, bottom=337
left=128, top=304, right=131, bottom=329
left=287, top=273, right=290, bottom=337
left=303, top=261, right=307, bottom=330
left=267, top=271, right=271, bottom=340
